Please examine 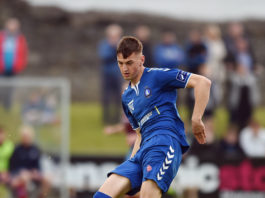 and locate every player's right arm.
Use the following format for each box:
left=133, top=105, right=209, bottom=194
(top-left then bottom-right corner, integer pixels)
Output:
left=186, top=73, right=211, bottom=144
left=122, top=98, right=141, bottom=157
left=130, top=129, right=141, bottom=158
